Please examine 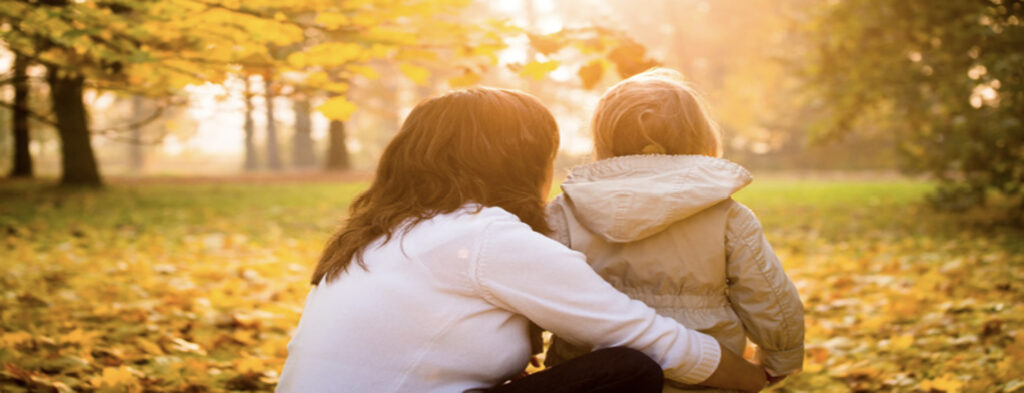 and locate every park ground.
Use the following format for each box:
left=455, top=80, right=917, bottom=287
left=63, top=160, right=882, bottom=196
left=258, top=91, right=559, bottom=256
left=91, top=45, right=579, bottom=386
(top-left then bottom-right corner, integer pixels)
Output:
left=0, top=175, right=1022, bottom=392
